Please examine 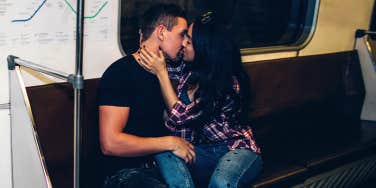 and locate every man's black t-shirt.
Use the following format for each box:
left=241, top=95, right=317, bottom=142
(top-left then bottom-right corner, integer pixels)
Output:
left=97, top=55, right=169, bottom=173
left=98, top=55, right=168, bottom=136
